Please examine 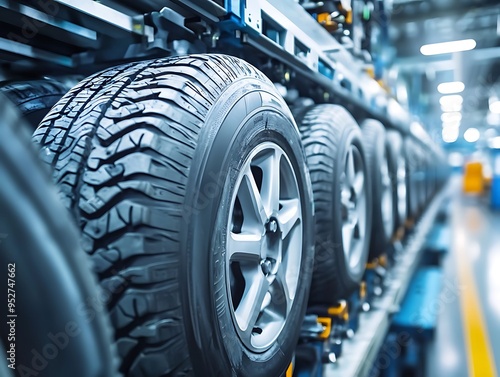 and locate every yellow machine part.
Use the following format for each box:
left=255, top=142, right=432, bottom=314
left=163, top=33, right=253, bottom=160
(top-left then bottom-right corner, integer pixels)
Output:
left=317, top=317, right=333, bottom=340
left=328, top=300, right=349, bottom=322
left=317, top=12, right=339, bottom=32
left=463, top=161, right=484, bottom=194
